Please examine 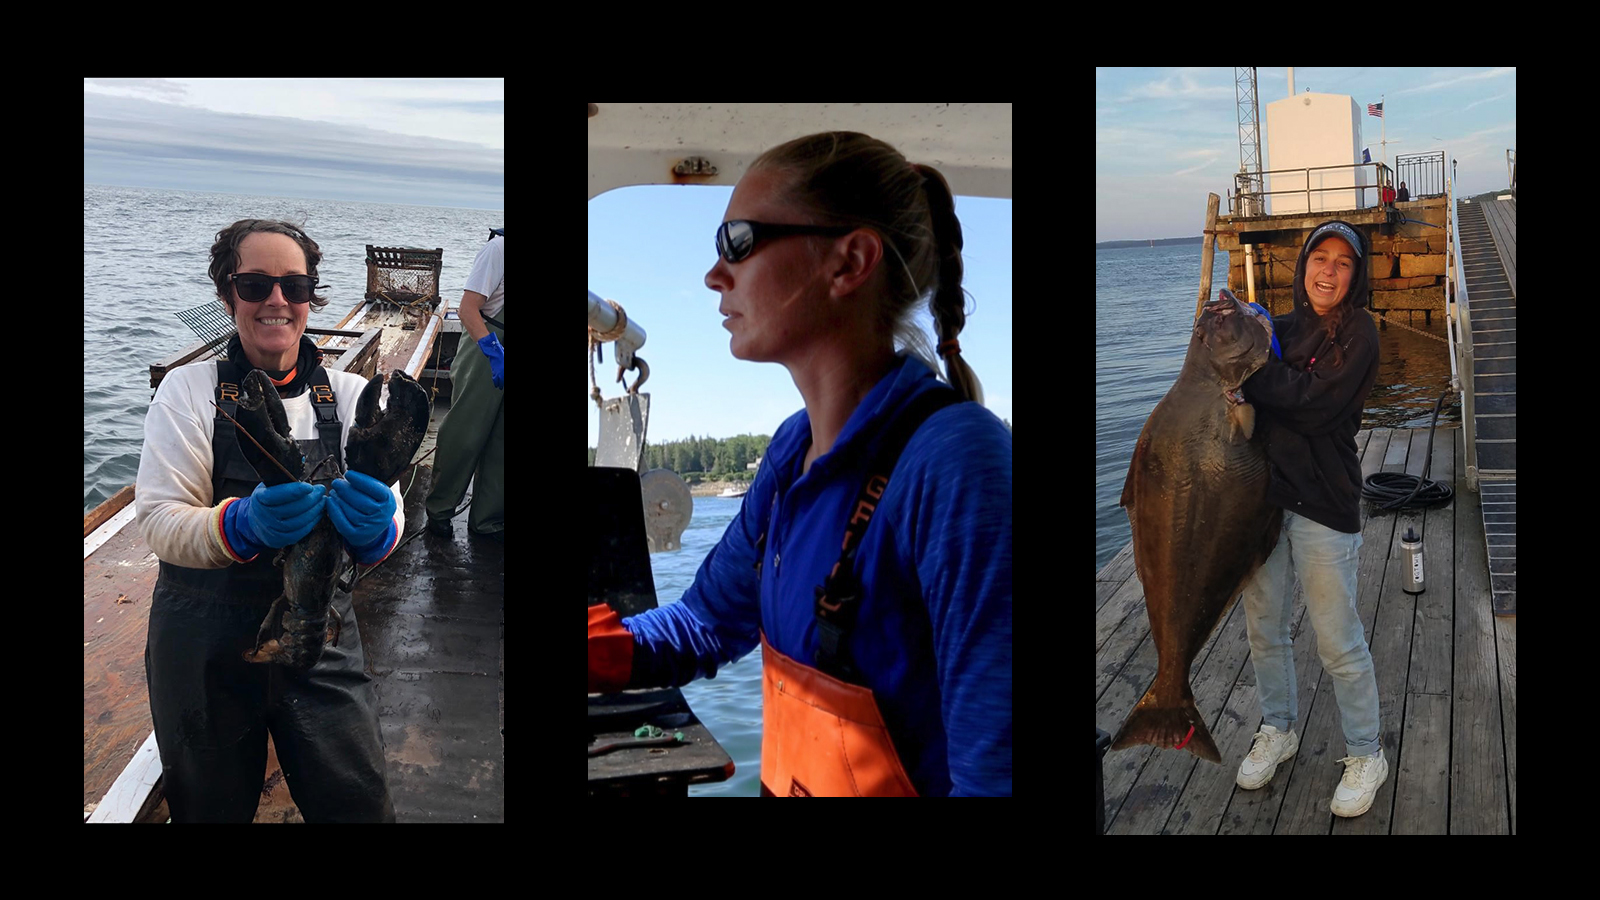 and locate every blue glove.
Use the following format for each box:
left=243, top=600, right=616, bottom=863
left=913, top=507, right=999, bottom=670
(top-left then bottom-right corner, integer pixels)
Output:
left=1245, top=301, right=1283, bottom=359
left=327, top=469, right=398, bottom=549
left=230, top=481, right=326, bottom=550
left=477, top=332, right=504, bottom=389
